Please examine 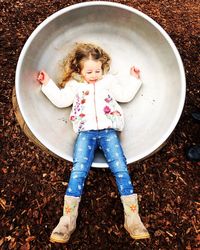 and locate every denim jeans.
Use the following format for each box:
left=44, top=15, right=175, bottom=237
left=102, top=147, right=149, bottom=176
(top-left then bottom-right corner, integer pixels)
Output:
left=65, top=129, right=134, bottom=197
